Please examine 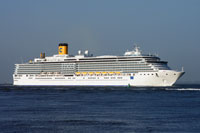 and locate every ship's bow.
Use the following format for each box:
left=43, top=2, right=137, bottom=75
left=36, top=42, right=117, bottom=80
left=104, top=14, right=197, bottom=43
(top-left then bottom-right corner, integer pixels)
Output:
left=160, top=70, right=185, bottom=86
